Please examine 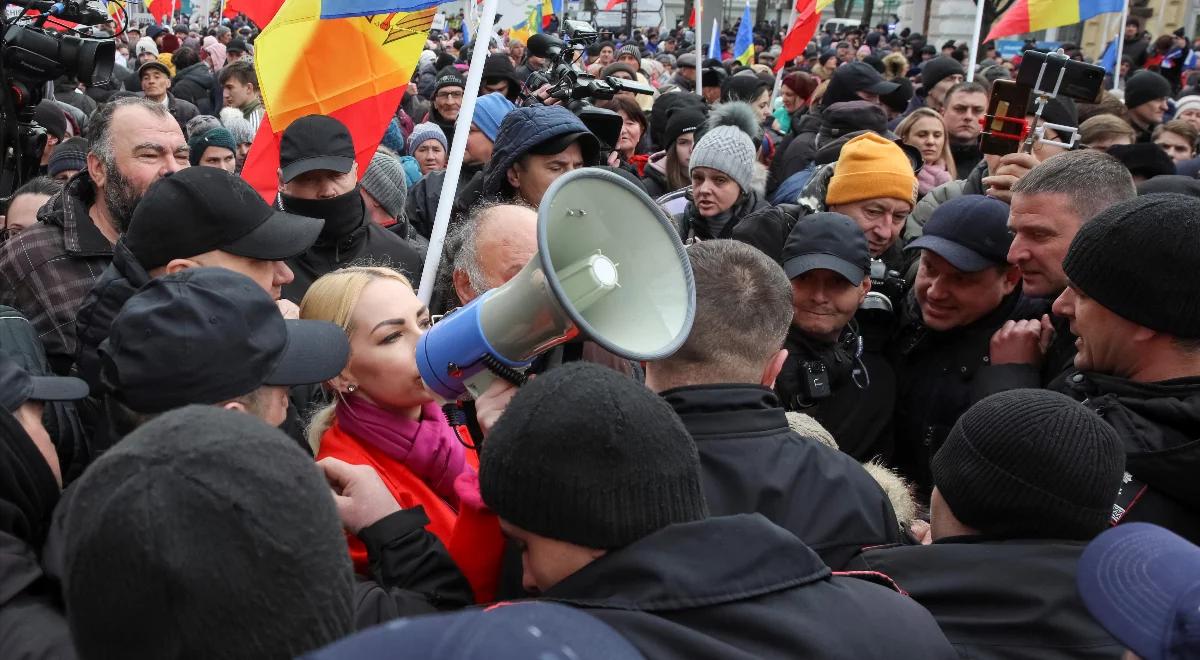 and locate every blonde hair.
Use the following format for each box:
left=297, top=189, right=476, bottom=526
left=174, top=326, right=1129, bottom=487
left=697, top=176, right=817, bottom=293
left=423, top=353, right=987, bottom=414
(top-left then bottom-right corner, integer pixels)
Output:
left=896, top=107, right=957, bottom=179
left=299, top=266, right=415, bottom=452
